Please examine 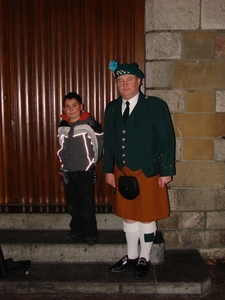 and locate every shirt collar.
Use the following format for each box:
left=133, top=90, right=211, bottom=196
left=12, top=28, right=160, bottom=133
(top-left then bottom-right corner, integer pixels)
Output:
left=122, top=92, right=139, bottom=113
